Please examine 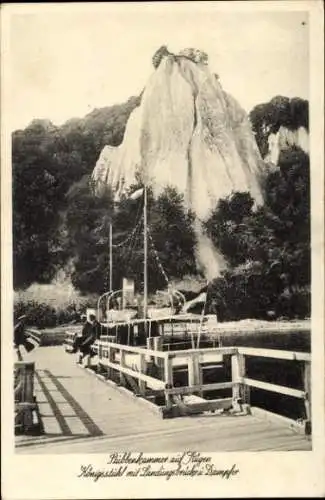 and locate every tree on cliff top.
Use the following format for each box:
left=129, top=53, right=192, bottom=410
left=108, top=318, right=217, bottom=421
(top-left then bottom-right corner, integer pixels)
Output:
left=249, top=96, right=309, bottom=158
